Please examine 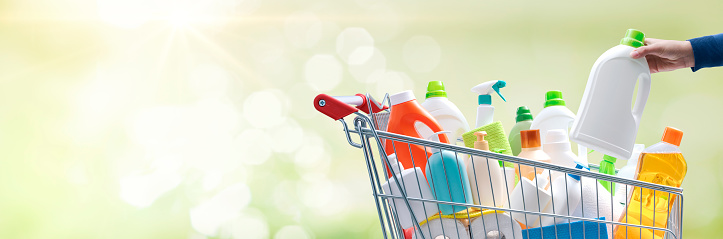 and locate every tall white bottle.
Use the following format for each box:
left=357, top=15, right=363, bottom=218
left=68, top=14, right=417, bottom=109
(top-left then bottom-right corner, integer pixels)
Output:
left=530, top=90, right=576, bottom=145
left=470, top=80, right=507, bottom=128
left=542, top=129, right=578, bottom=181
left=570, top=29, right=652, bottom=160
left=421, top=81, right=470, bottom=143
left=465, top=131, right=507, bottom=208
